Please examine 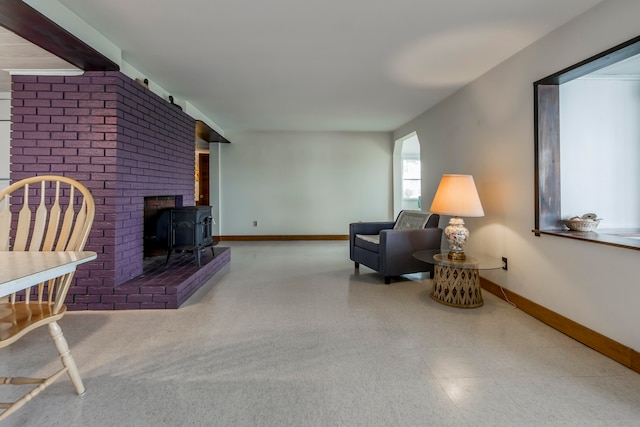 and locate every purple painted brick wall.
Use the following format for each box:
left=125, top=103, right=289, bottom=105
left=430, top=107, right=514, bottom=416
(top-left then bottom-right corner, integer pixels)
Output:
left=10, top=71, right=196, bottom=309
